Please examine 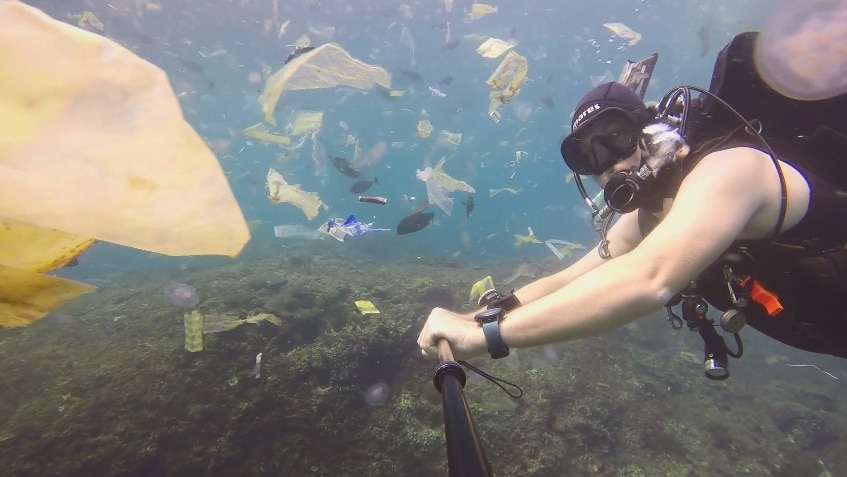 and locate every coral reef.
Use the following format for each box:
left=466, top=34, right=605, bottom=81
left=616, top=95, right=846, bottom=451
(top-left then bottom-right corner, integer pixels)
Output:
left=0, top=240, right=844, bottom=476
